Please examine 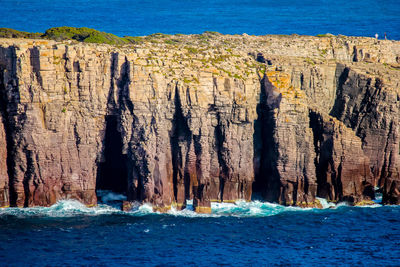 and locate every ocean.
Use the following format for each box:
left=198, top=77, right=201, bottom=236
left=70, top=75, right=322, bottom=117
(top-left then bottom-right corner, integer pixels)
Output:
left=1, top=193, right=400, bottom=266
left=1, top=0, right=400, bottom=265
left=0, top=0, right=399, bottom=39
